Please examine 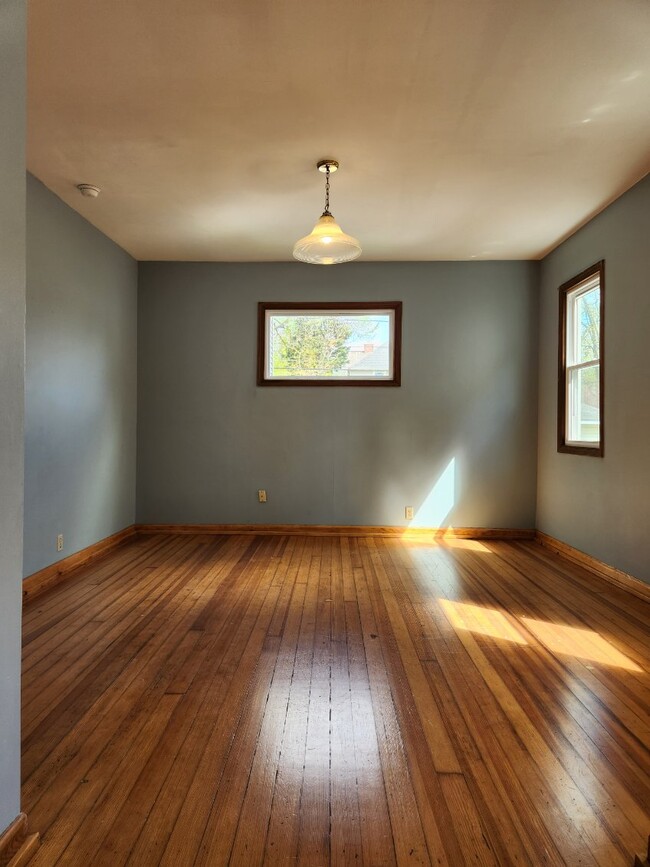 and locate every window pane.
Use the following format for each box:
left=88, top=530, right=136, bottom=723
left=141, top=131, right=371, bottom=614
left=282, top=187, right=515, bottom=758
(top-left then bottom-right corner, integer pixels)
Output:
left=576, top=286, right=600, bottom=363
left=558, top=262, right=603, bottom=454
left=567, top=364, right=600, bottom=443
left=267, top=311, right=393, bottom=380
